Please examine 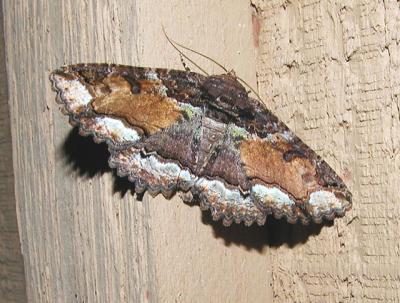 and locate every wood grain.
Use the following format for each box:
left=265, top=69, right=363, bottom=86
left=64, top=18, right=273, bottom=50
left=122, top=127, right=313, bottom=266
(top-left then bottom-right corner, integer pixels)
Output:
left=2, top=1, right=272, bottom=302
left=0, top=4, right=27, bottom=303
left=252, top=0, right=400, bottom=301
